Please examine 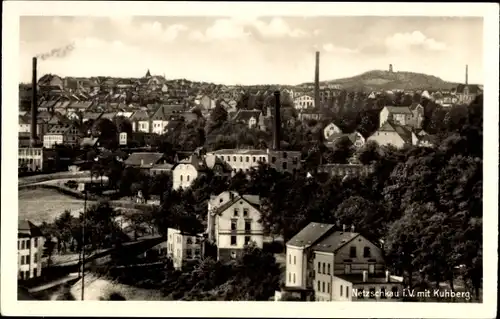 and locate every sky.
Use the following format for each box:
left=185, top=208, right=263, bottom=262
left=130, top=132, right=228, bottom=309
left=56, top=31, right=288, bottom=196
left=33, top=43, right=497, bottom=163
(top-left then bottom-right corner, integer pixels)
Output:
left=19, top=16, right=483, bottom=85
